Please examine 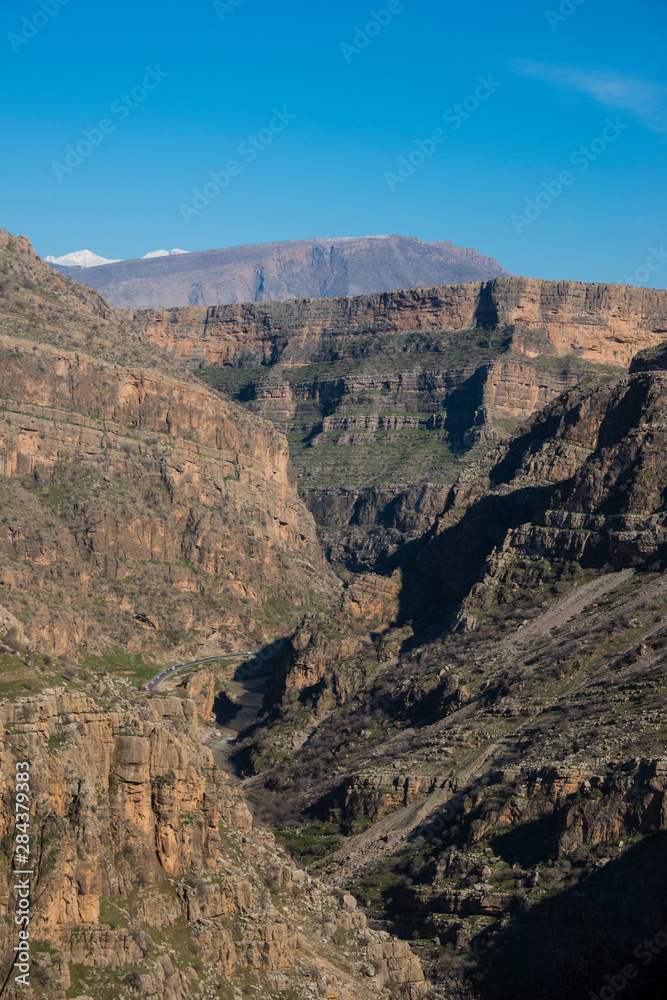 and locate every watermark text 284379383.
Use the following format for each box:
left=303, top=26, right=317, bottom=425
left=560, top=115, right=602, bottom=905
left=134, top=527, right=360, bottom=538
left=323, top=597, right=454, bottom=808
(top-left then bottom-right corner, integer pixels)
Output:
left=51, top=66, right=169, bottom=182
left=13, top=761, right=32, bottom=988
left=7, top=0, right=70, bottom=54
